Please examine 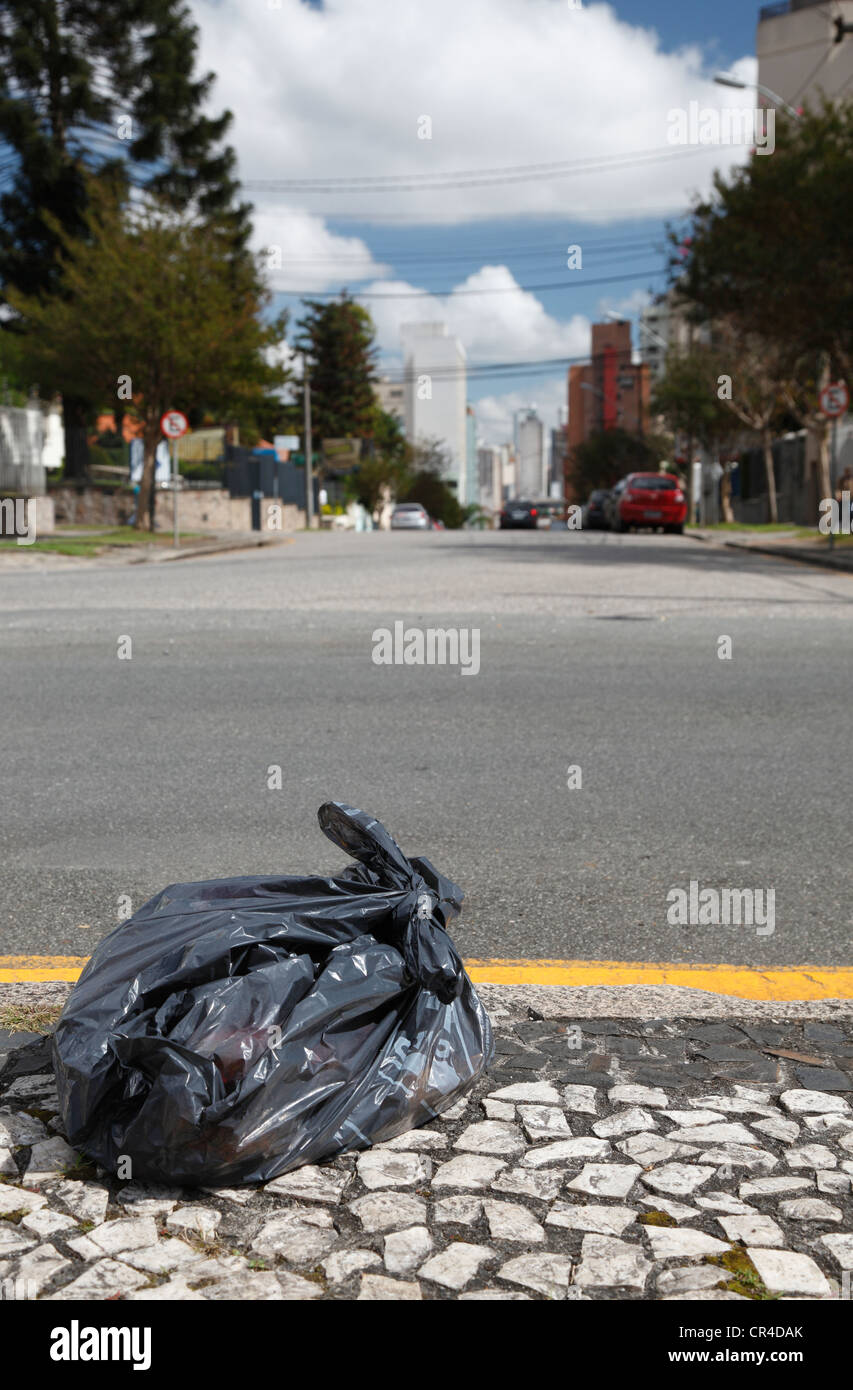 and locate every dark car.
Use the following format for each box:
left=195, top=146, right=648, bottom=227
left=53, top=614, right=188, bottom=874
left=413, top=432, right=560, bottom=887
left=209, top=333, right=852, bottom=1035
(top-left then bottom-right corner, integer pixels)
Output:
left=583, top=489, right=609, bottom=530
left=499, top=500, right=540, bottom=530
left=610, top=472, right=687, bottom=534
left=603, top=478, right=629, bottom=531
